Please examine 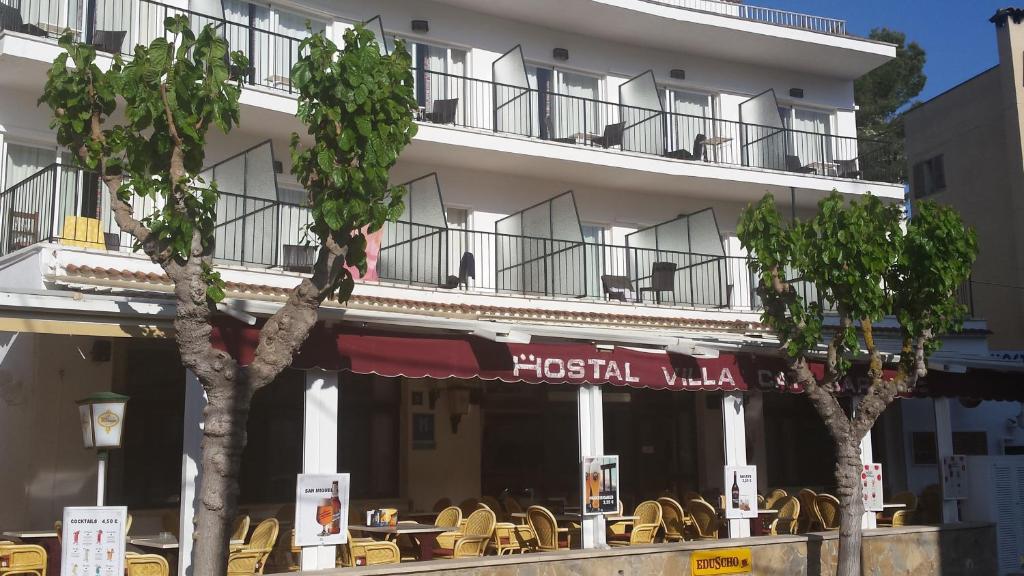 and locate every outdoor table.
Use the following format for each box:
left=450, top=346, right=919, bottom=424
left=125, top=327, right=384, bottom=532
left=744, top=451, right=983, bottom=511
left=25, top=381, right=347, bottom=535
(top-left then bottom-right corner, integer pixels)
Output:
left=808, top=161, right=839, bottom=176
left=3, top=530, right=61, bottom=576
left=352, top=523, right=457, bottom=561
left=127, top=534, right=245, bottom=550
left=605, top=514, right=636, bottom=524
left=704, top=136, right=732, bottom=146
left=750, top=509, right=778, bottom=536
left=882, top=503, right=907, bottom=509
